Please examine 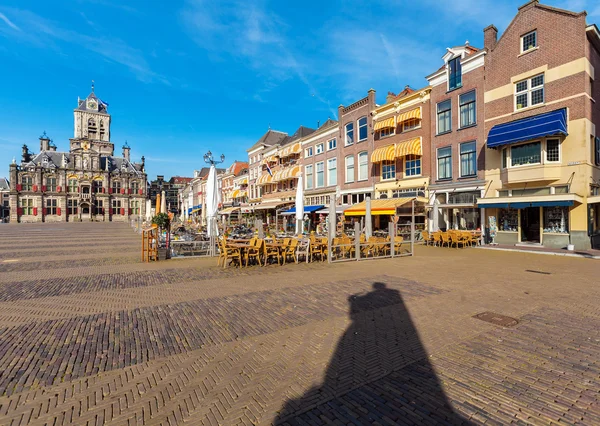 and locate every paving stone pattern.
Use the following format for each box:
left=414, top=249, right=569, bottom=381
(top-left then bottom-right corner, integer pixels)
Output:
left=0, top=222, right=600, bottom=425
